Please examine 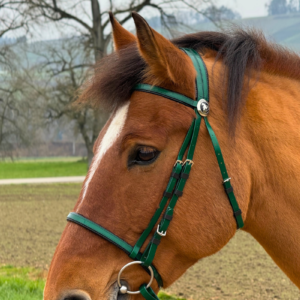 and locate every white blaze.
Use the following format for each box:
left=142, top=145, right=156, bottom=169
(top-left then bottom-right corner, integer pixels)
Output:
left=78, top=102, right=130, bottom=207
